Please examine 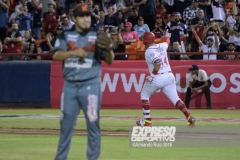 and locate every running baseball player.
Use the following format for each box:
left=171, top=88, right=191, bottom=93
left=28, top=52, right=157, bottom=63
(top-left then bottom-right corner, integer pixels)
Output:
left=136, top=32, right=196, bottom=127
left=53, top=4, right=114, bottom=160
